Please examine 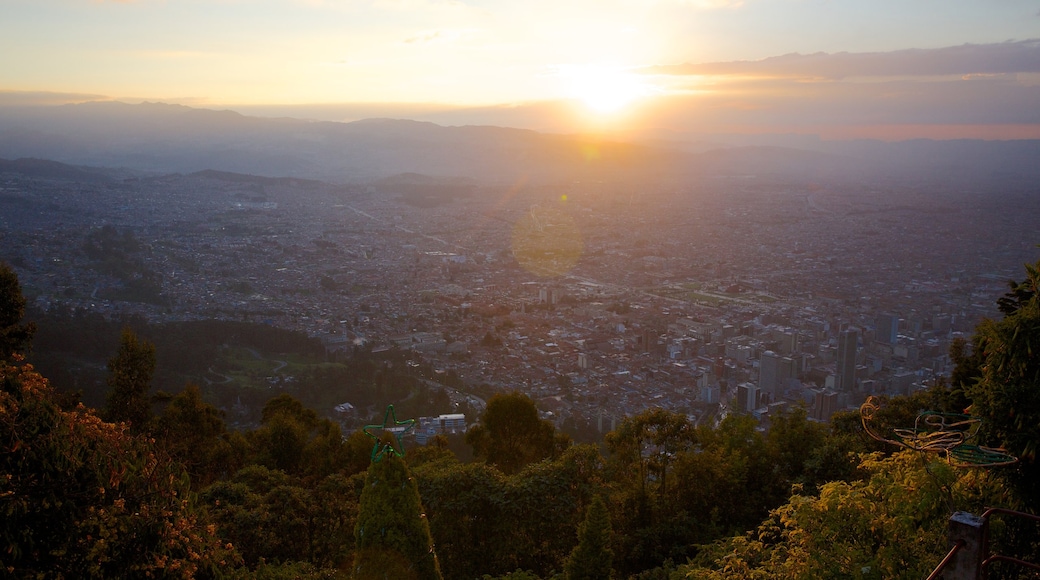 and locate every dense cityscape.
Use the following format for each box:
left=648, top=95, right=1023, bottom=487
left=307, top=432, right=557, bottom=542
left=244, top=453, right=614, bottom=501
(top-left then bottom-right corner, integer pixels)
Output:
left=4, top=160, right=1037, bottom=435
